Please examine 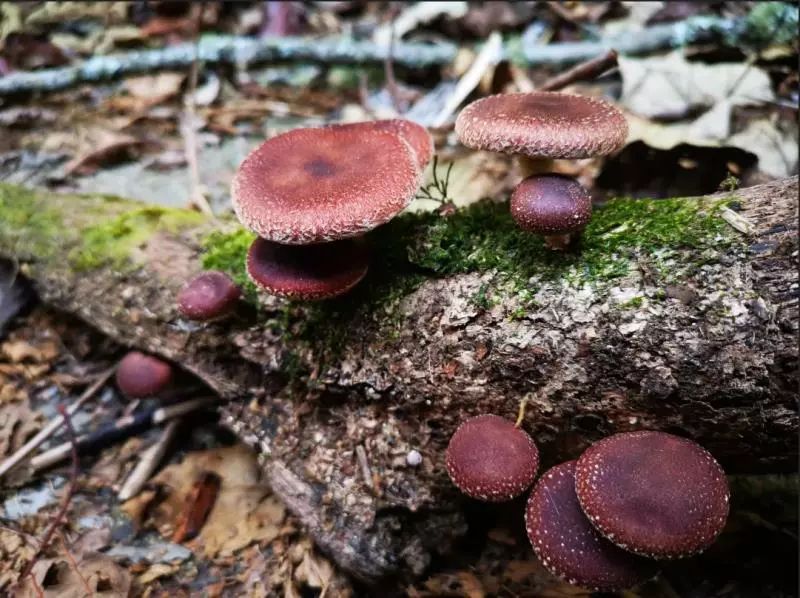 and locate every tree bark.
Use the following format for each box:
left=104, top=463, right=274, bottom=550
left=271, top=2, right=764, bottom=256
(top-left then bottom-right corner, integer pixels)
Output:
left=1, top=177, right=797, bottom=583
